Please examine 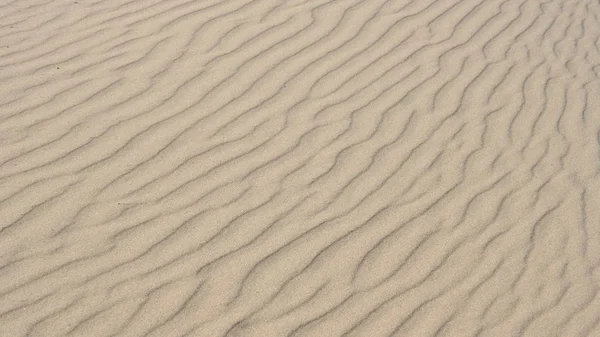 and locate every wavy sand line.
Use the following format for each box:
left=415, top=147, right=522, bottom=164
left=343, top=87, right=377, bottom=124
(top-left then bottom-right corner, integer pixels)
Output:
left=1, top=0, right=600, bottom=336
